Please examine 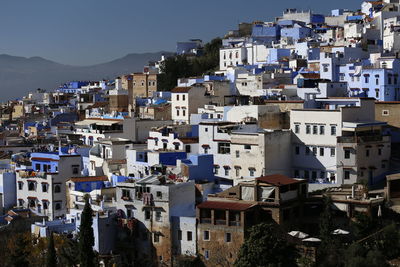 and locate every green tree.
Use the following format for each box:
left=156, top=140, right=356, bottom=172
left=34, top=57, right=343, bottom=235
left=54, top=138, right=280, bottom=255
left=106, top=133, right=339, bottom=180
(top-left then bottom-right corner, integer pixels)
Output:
left=234, top=223, right=298, bottom=267
left=8, top=233, right=31, bottom=267
left=319, top=196, right=333, bottom=244
left=46, top=232, right=57, bottom=267
left=78, top=195, right=97, bottom=267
